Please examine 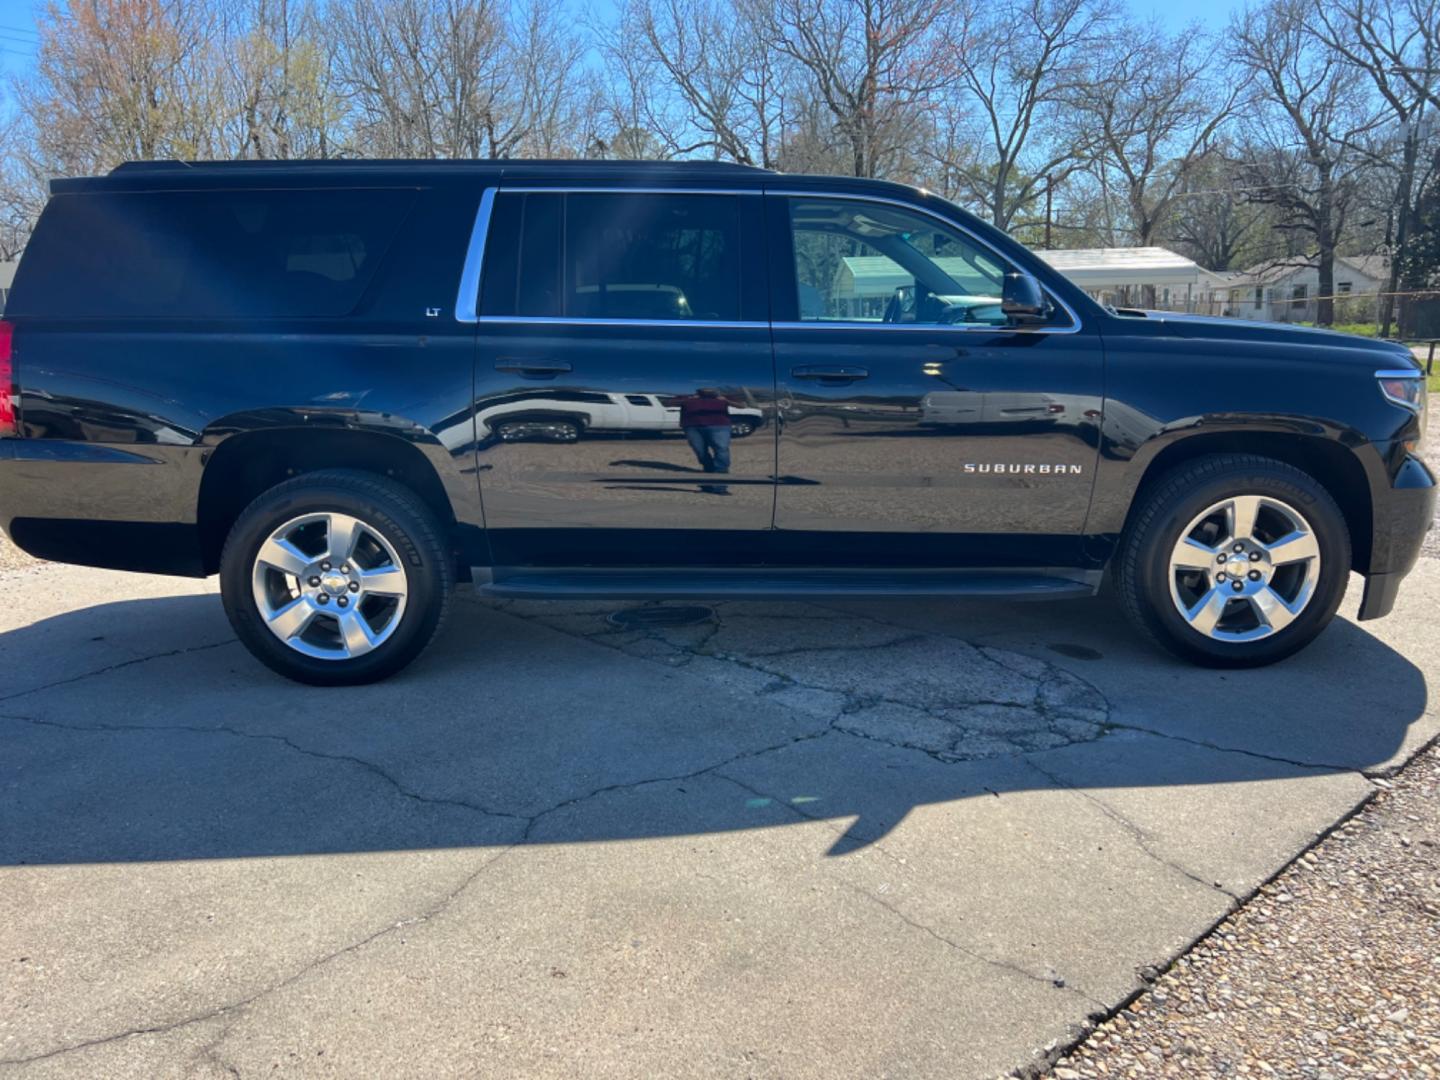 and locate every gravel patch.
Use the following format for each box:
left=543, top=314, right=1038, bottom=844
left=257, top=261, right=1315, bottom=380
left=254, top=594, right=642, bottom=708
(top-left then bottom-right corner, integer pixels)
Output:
left=1042, top=742, right=1440, bottom=1079
left=0, top=531, right=43, bottom=573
